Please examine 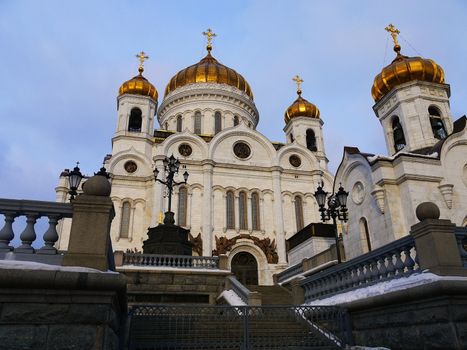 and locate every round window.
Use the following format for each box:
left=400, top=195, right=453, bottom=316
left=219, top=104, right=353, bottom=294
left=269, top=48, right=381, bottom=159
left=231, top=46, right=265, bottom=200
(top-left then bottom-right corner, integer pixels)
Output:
left=124, top=161, right=137, bottom=174
left=179, top=143, right=193, bottom=157
left=233, top=142, right=251, bottom=159
left=289, top=155, right=301, bottom=167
